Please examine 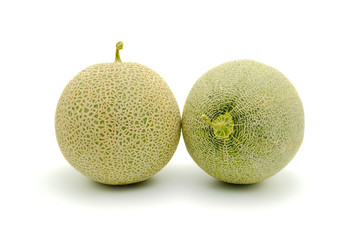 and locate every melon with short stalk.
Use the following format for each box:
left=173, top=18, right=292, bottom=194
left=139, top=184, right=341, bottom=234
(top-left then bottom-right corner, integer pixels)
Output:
left=55, top=41, right=181, bottom=185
